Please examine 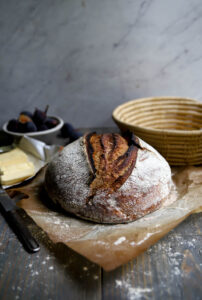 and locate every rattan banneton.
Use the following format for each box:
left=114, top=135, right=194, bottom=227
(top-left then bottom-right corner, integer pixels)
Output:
left=112, top=97, right=202, bottom=166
